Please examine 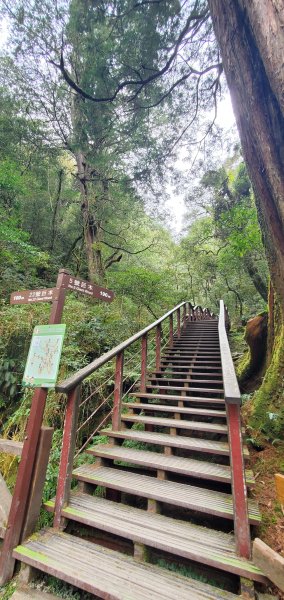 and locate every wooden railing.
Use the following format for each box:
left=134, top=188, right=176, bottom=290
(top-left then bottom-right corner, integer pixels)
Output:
left=0, top=299, right=217, bottom=583
left=218, top=300, right=251, bottom=559
left=53, top=301, right=215, bottom=527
